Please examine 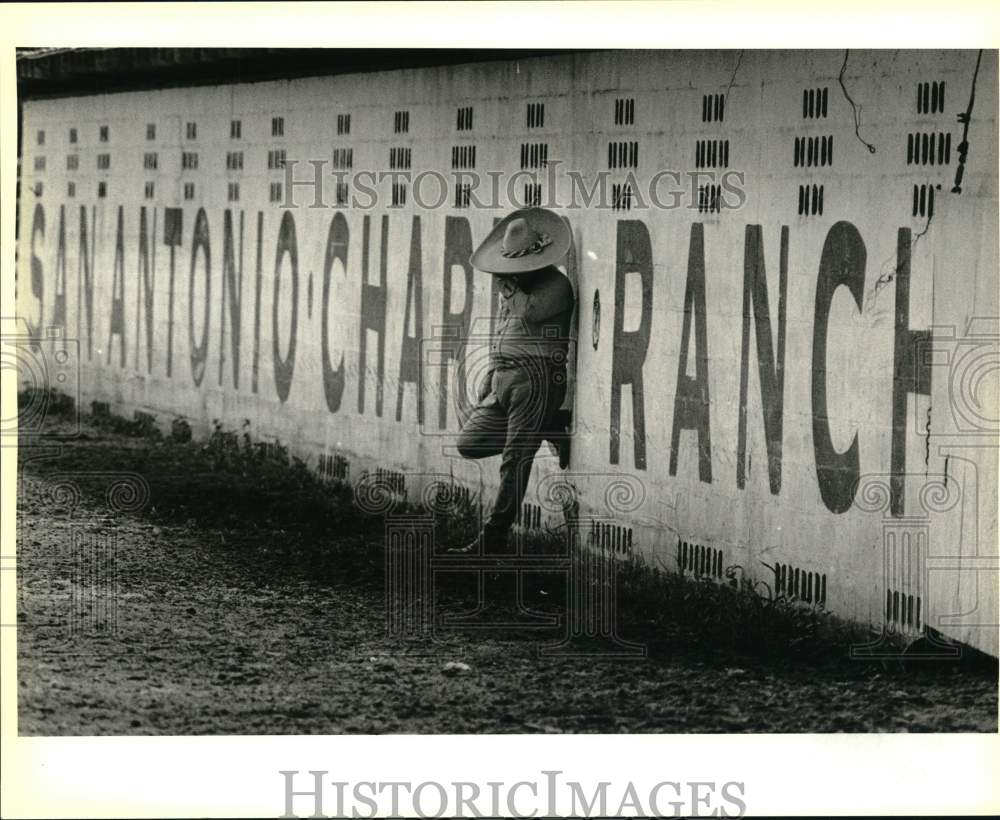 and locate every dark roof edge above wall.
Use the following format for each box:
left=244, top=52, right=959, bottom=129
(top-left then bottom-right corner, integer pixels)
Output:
left=16, top=48, right=579, bottom=99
